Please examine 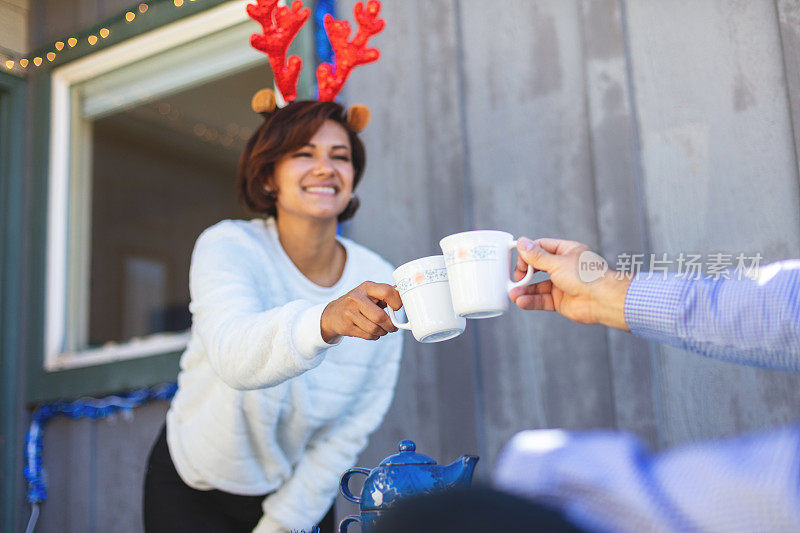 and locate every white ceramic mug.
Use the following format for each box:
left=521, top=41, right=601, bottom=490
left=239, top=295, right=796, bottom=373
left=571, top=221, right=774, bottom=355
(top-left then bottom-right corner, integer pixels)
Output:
left=387, top=255, right=466, bottom=343
left=439, top=230, right=535, bottom=318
